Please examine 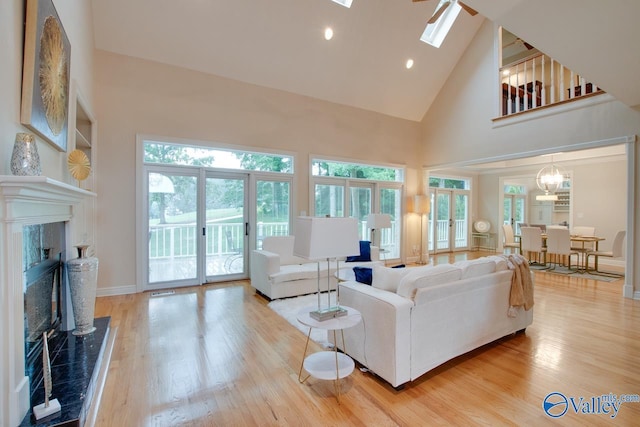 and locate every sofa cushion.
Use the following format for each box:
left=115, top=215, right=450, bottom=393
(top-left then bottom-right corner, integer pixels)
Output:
left=455, top=258, right=497, bottom=279
left=396, top=264, right=462, bottom=299
left=269, top=263, right=327, bottom=284
left=346, top=241, right=372, bottom=262
left=486, top=255, right=509, bottom=272
left=371, top=265, right=411, bottom=292
left=263, top=236, right=307, bottom=265
left=353, top=267, right=373, bottom=285
left=395, top=265, right=433, bottom=293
